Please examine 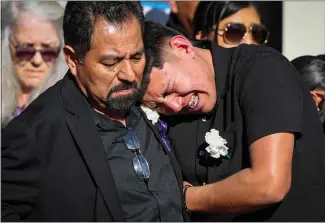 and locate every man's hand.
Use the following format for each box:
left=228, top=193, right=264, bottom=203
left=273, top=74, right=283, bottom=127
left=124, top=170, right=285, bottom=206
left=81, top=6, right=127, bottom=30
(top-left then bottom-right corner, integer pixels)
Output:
left=183, top=181, right=193, bottom=188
